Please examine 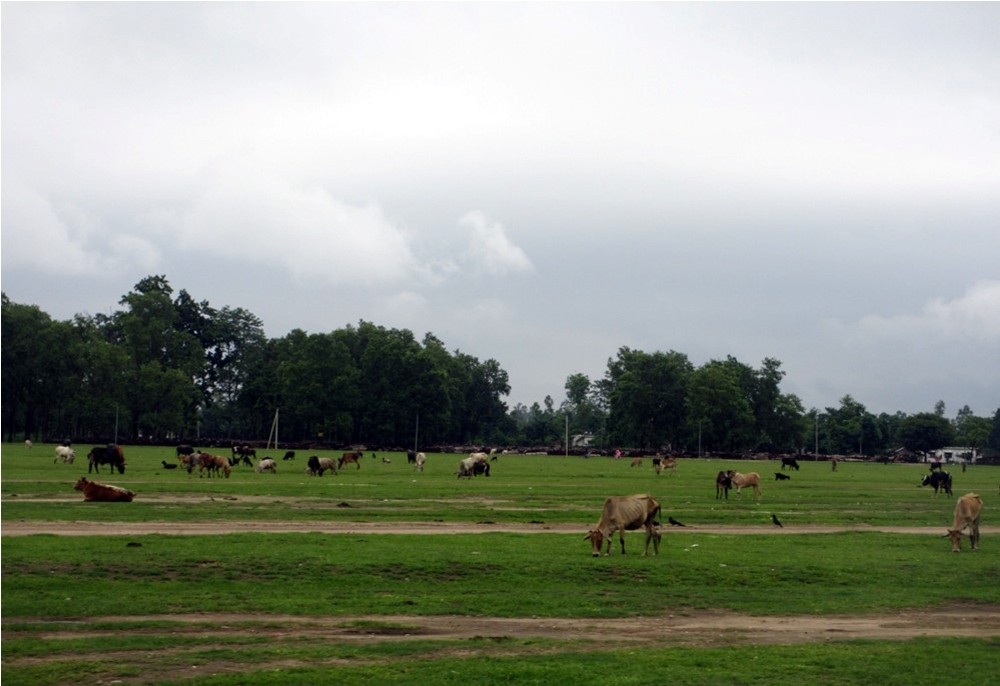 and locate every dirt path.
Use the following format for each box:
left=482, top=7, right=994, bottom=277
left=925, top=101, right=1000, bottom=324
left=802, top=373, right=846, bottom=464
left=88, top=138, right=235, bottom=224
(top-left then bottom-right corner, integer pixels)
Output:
left=12, top=606, right=1000, bottom=647
left=4, top=519, right=999, bottom=536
